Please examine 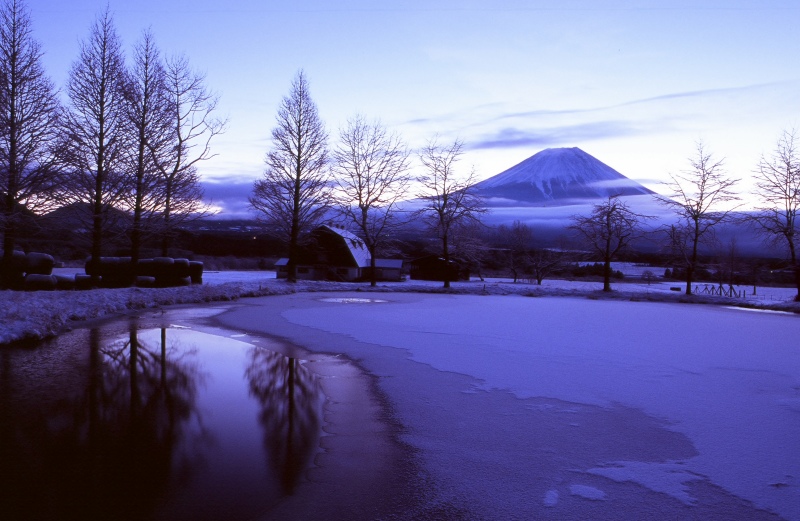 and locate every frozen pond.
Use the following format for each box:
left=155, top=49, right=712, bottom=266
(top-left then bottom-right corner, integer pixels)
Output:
left=0, top=311, right=327, bottom=520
